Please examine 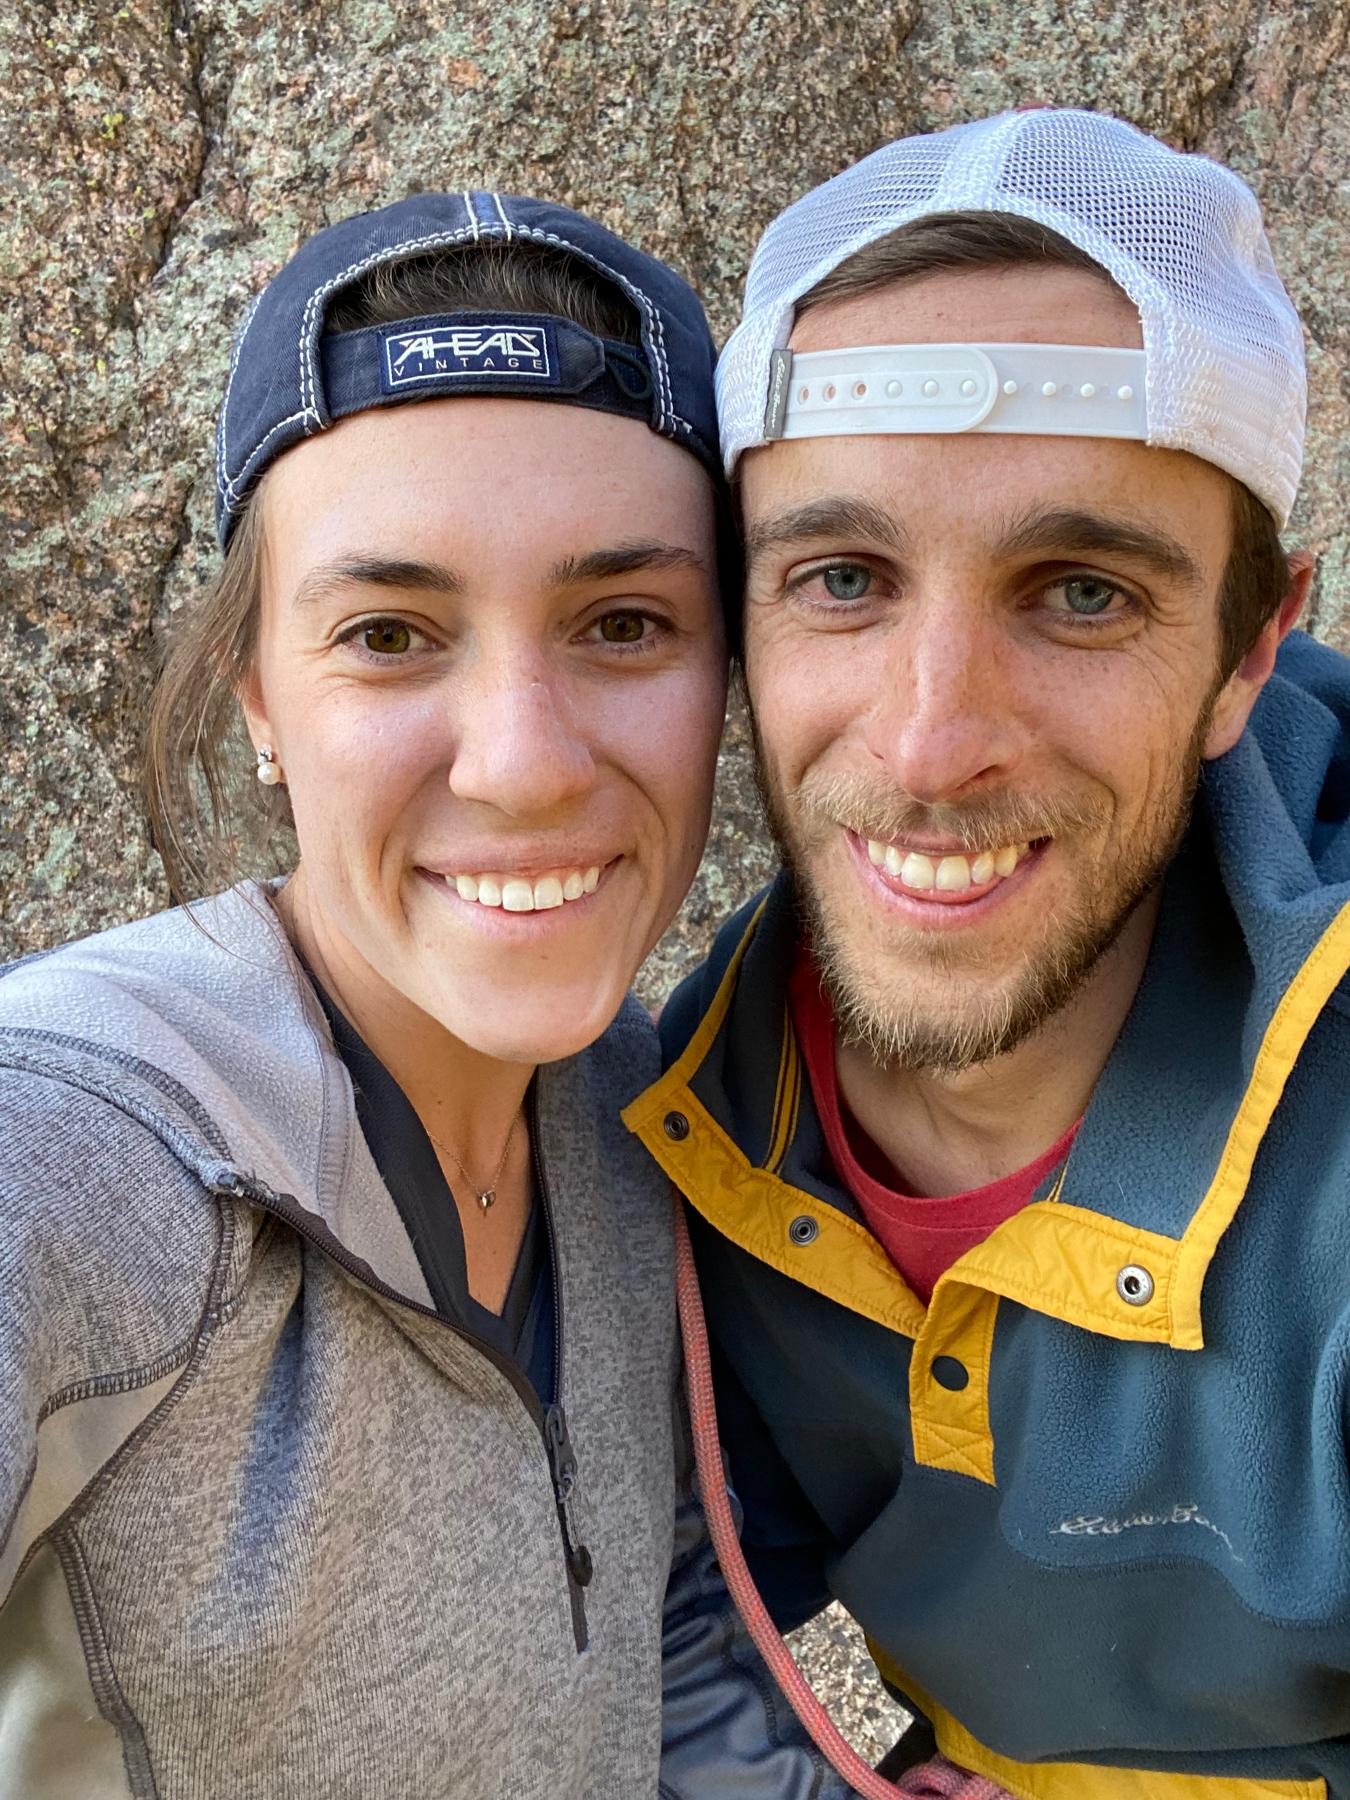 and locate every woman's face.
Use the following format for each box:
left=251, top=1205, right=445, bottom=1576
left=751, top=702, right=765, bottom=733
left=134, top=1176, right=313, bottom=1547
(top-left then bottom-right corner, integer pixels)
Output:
left=245, top=396, right=727, bottom=1063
